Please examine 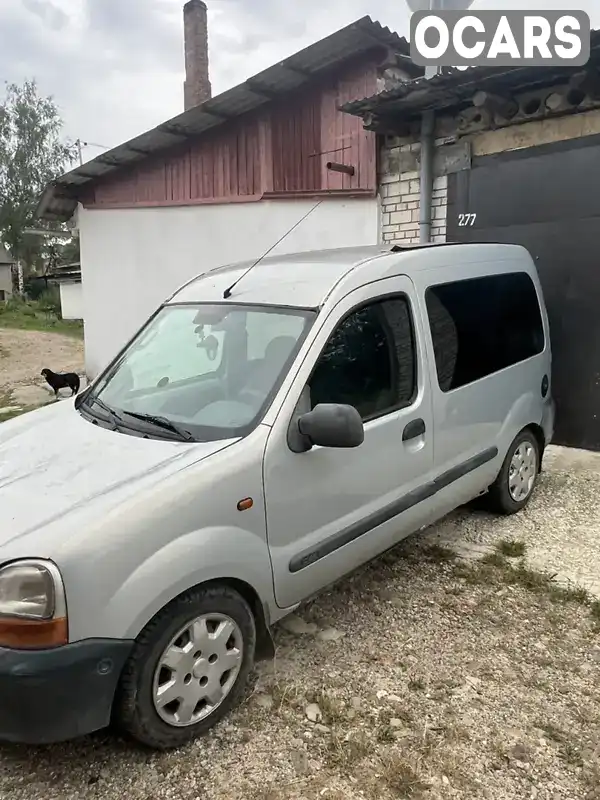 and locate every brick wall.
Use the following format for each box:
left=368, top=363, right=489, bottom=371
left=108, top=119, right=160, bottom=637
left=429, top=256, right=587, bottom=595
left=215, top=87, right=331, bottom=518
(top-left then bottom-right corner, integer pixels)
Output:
left=184, top=0, right=211, bottom=110
left=379, top=139, right=448, bottom=245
